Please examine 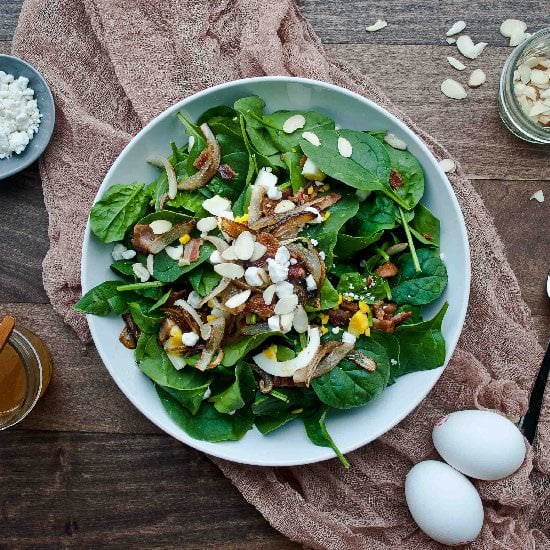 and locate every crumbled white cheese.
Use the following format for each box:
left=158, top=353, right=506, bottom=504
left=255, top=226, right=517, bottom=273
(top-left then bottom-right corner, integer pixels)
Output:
left=305, top=274, right=317, bottom=291
left=0, top=71, right=42, bottom=159
left=342, top=331, right=357, bottom=344
left=182, top=331, right=200, bottom=346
